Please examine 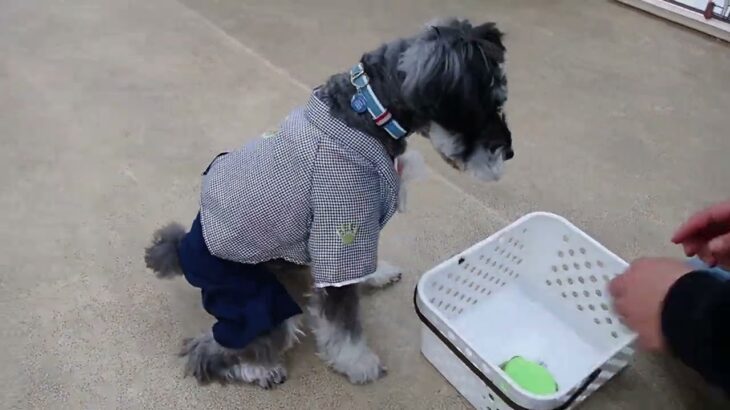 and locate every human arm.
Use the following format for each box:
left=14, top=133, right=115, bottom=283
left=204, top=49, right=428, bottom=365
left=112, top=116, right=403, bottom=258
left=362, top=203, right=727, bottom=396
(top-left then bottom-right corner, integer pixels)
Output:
left=610, top=258, right=730, bottom=393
